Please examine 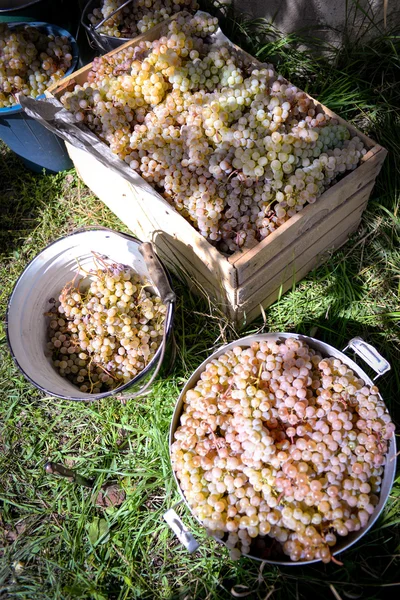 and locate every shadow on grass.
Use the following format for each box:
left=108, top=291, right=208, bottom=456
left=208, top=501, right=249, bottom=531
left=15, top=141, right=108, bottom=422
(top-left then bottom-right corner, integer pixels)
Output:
left=0, top=143, right=68, bottom=257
